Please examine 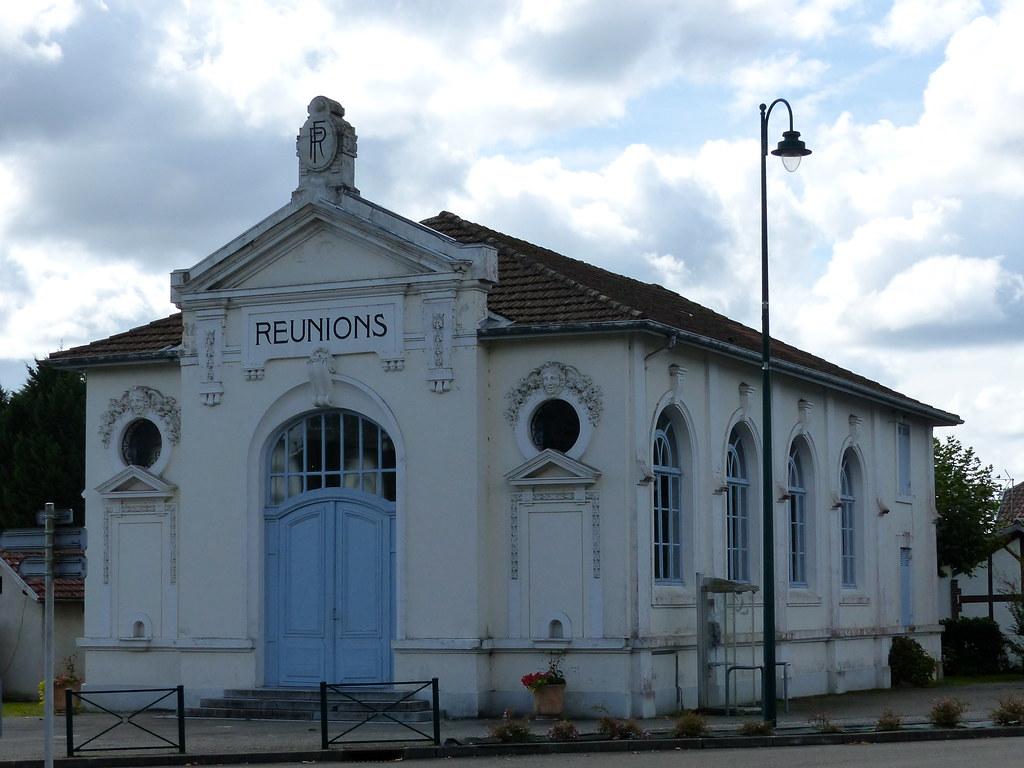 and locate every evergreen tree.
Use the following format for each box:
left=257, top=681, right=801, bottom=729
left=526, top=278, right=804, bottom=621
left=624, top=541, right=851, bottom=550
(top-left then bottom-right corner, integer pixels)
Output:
left=0, top=364, right=85, bottom=530
left=934, top=436, right=1001, bottom=577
